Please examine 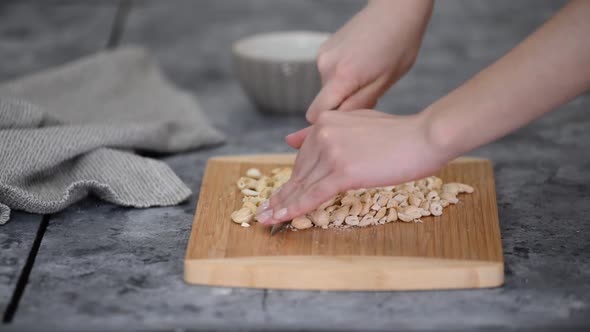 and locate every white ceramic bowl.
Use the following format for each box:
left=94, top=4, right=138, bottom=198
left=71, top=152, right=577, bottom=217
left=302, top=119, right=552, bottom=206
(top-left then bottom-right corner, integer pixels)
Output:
left=232, top=31, right=329, bottom=114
